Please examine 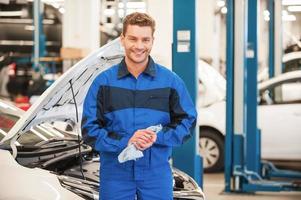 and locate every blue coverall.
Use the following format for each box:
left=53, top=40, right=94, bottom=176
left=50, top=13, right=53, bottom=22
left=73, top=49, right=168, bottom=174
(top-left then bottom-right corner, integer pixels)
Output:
left=82, top=57, right=197, bottom=200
